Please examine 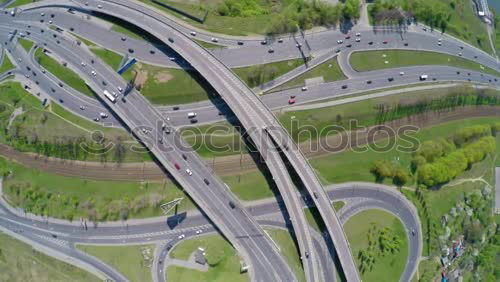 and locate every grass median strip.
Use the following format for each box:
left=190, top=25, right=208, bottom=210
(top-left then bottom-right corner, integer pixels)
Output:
left=18, top=38, right=34, bottom=52
left=0, top=54, right=14, bottom=74
left=34, top=48, right=96, bottom=98
left=350, top=50, right=500, bottom=77
left=233, top=58, right=304, bottom=88
left=271, top=56, right=346, bottom=92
